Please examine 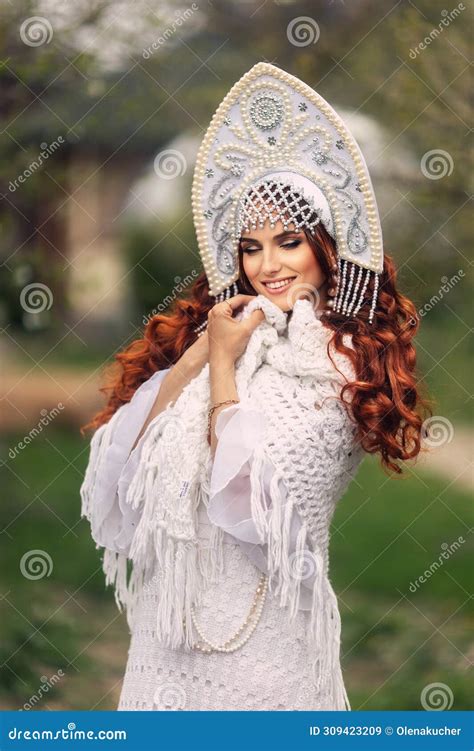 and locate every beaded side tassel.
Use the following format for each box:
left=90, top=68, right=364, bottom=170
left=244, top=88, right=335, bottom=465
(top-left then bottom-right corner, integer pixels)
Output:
left=332, top=258, right=380, bottom=324
left=194, top=281, right=239, bottom=337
